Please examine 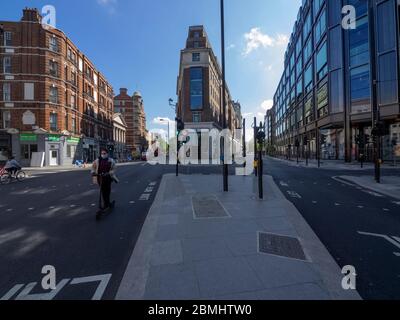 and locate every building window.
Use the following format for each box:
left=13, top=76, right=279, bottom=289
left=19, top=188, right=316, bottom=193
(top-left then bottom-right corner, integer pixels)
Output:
left=71, top=95, right=76, bottom=108
left=67, top=145, right=76, bottom=158
left=190, top=67, right=203, bottom=110
left=24, top=83, right=34, bottom=101
left=2, top=111, right=11, bottom=129
left=378, top=52, right=398, bottom=105
left=49, top=60, right=58, bottom=77
left=350, top=64, right=371, bottom=114
left=316, top=41, right=328, bottom=81
left=192, top=53, right=200, bottom=62
left=348, top=0, right=368, bottom=18
left=193, top=112, right=201, bottom=123
left=330, top=69, right=344, bottom=113
left=50, top=113, right=58, bottom=131
left=72, top=118, right=76, bottom=134
left=317, top=82, right=328, bottom=118
left=314, top=8, right=326, bottom=44
left=4, top=31, right=12, bottom=46
left=194, top=41, right=200, bottom=48
left=3, top=56, right=12, bottom=73
left=303, top=12, right=312, bottom=39
left=296, top=36, right=302, bottom=59
left=304, top=64, right=313, bottom=93
left=65, top=109, right=69, bottom=131
left=49, top=86, right=58, bottom=103
left=314, top=0, right=324, bottom=18
left=194, top=31, right=200, bottom=38
left=296, top=58, right=302, bottom=79
left=349, top=16, right=369, bottom=67
left=303, top=37, right=313, bottom=63
left=3, top=83, right=11, bottom=101
left=305, top=96, right=314, bottom=124
left=21, top=144, right=38, bottom=160
left=296, top=76, right=303, bottom=101
left=49, top=36, right=59, bottom=52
